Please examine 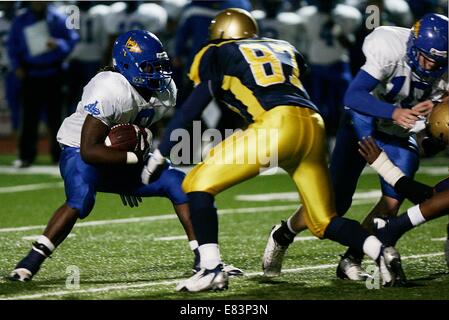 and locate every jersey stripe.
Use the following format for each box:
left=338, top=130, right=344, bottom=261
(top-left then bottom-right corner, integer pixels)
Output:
left=221, top=75, right=265, bottom=120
